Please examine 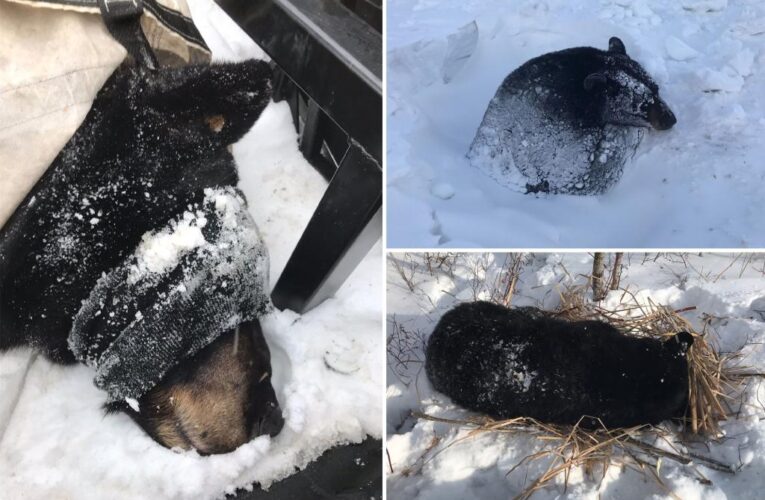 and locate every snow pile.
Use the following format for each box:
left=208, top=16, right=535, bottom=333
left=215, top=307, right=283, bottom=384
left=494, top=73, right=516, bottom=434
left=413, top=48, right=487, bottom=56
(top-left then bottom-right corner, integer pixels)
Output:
left=387, top=253, right=765, bottom=499
left=387, top=0, right=765, bottom=247
left=0, top=1, right=381, bottom=498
